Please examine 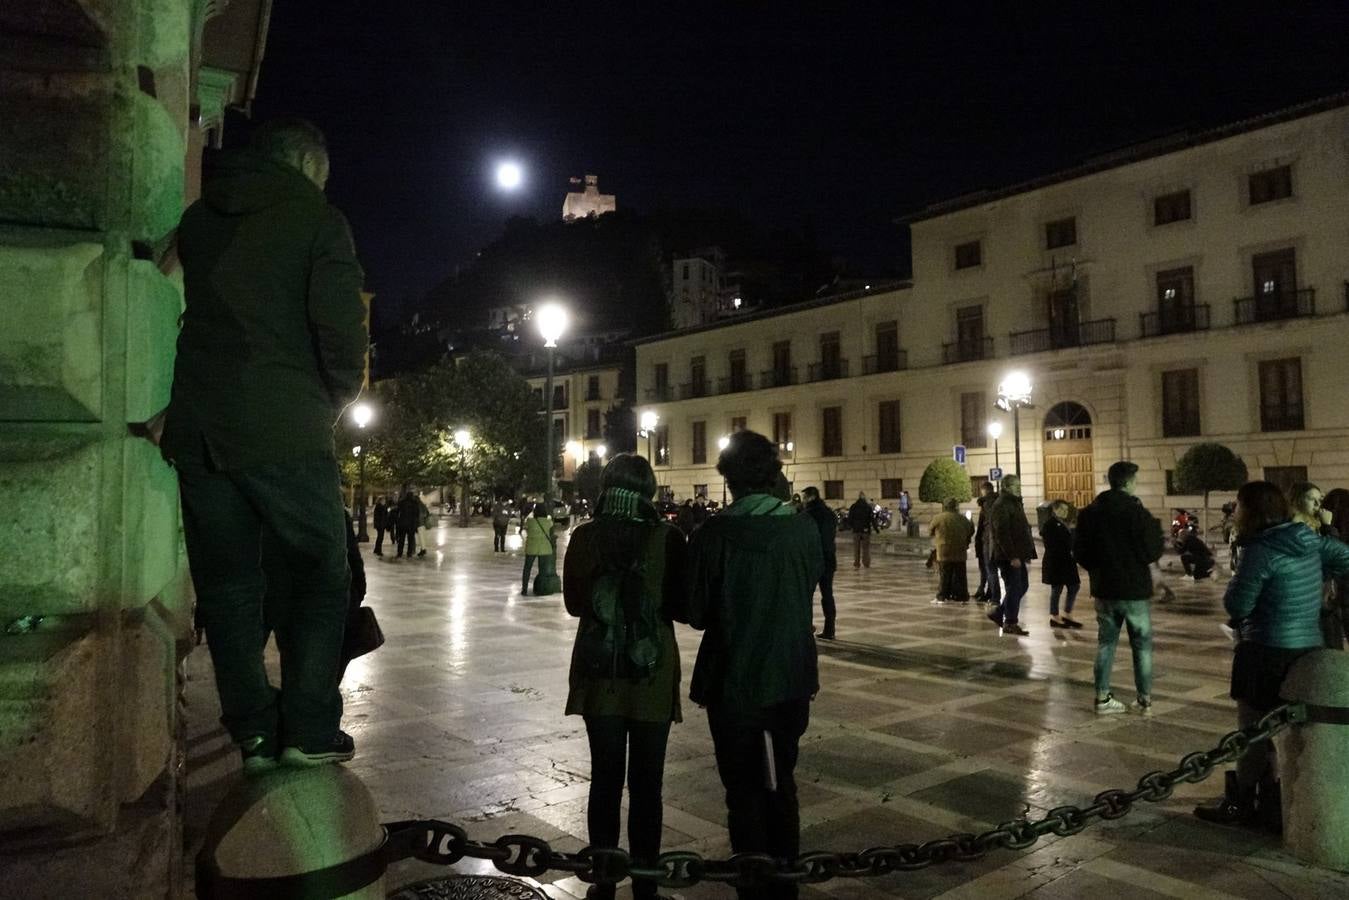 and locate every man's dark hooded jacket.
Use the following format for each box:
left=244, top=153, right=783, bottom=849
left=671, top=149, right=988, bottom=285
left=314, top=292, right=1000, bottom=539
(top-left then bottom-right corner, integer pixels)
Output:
left=687, top=499, right=822, bottom=713
left=804, top=497, right=837, bottom=572
left=162, top=152, right=367, bottom=470
left=1072, top=489, right=1163, bottom=599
